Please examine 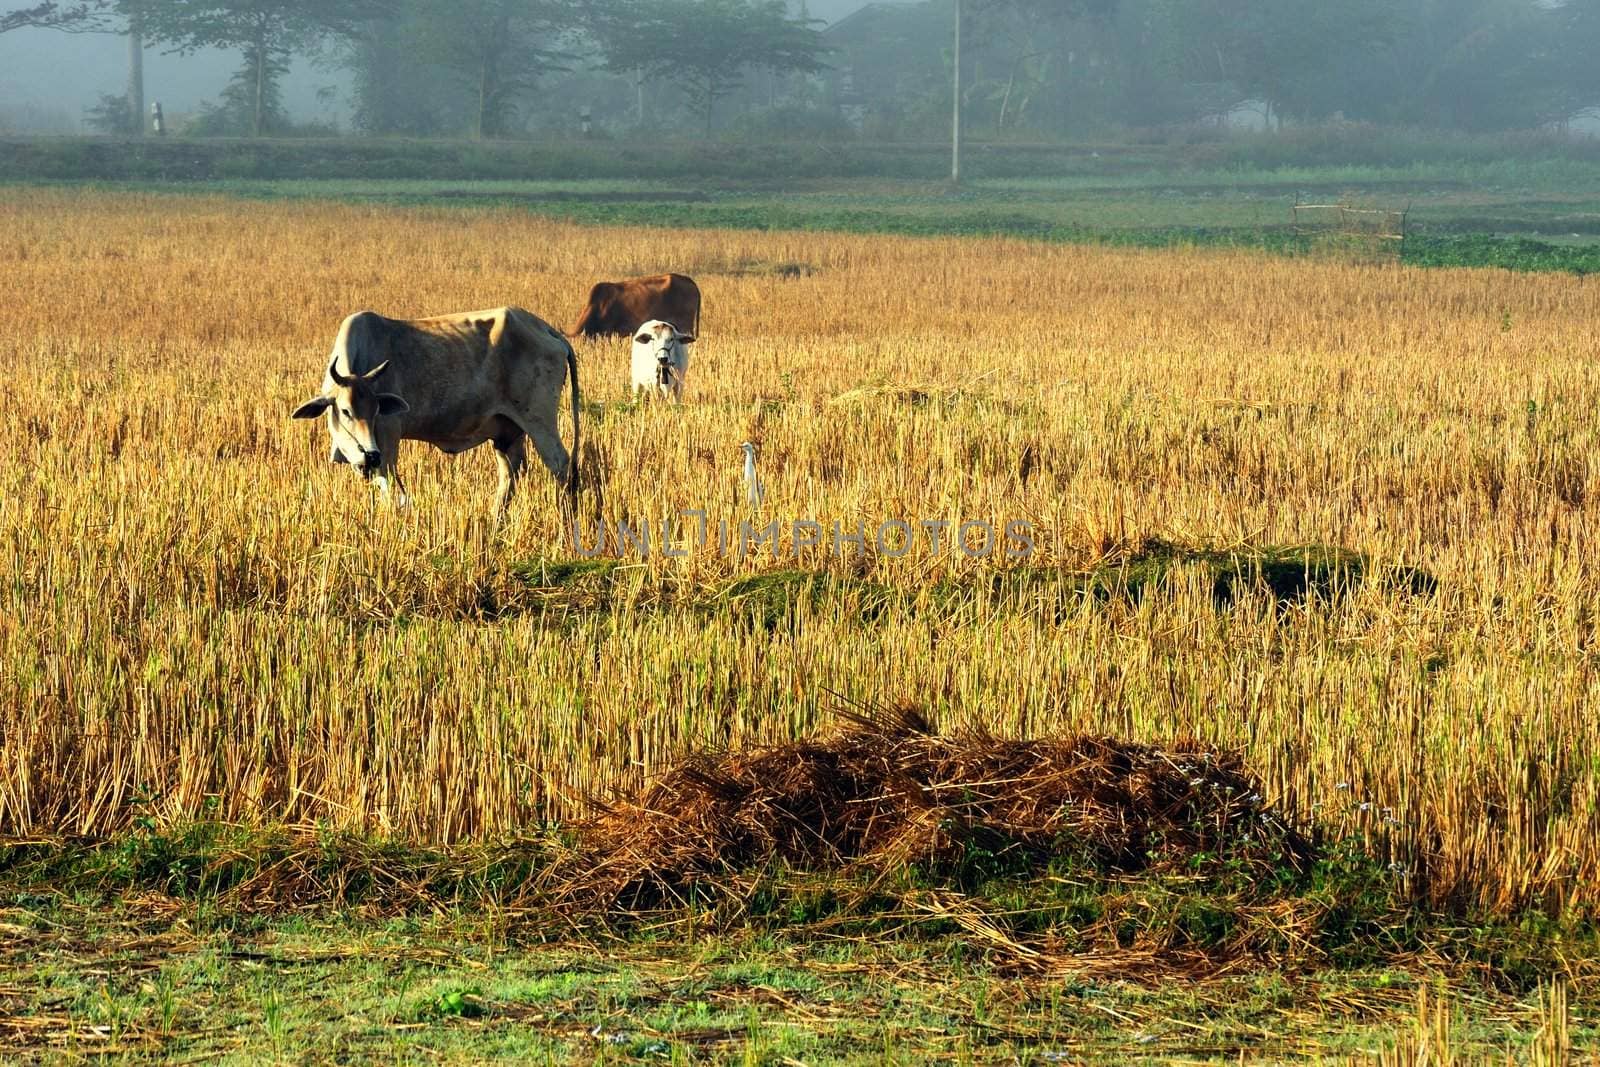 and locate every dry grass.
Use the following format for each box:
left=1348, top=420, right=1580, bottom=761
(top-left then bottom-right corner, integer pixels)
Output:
left=551, top=705, right=1309, bottom=914
left=1356, top=981, right=1580, bottom=1066
left=3, top=187, right=1600, bottom=917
